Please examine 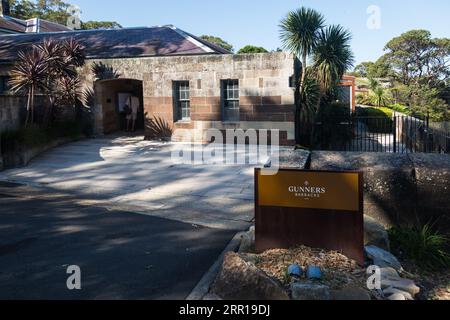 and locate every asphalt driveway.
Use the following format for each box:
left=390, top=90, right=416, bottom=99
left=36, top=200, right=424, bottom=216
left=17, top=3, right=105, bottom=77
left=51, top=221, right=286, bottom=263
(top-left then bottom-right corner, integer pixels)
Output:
left=0, top=136, right=262, bottom=230
left=0, top=183, right=235, bottom=300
